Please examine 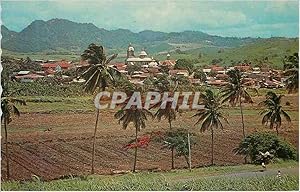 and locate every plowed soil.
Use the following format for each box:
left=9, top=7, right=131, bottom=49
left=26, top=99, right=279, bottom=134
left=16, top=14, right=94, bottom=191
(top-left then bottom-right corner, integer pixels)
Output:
left=1, top=94, right=298, bottom=181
